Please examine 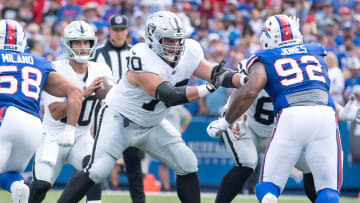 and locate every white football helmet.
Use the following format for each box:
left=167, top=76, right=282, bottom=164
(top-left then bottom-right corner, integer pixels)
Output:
left=0, top=19, right=26, bottom=53
left=260, top=15, right=303, bottom=50
left=145, top=11, right=185, bottom=64
left=62, top=21, right=97, bottom=63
